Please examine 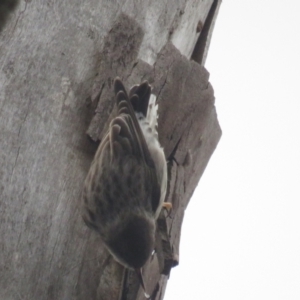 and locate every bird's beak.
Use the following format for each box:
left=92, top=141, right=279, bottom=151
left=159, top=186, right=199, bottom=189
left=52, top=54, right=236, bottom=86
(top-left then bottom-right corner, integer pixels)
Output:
left=135, top=268, right=150, bottom=299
